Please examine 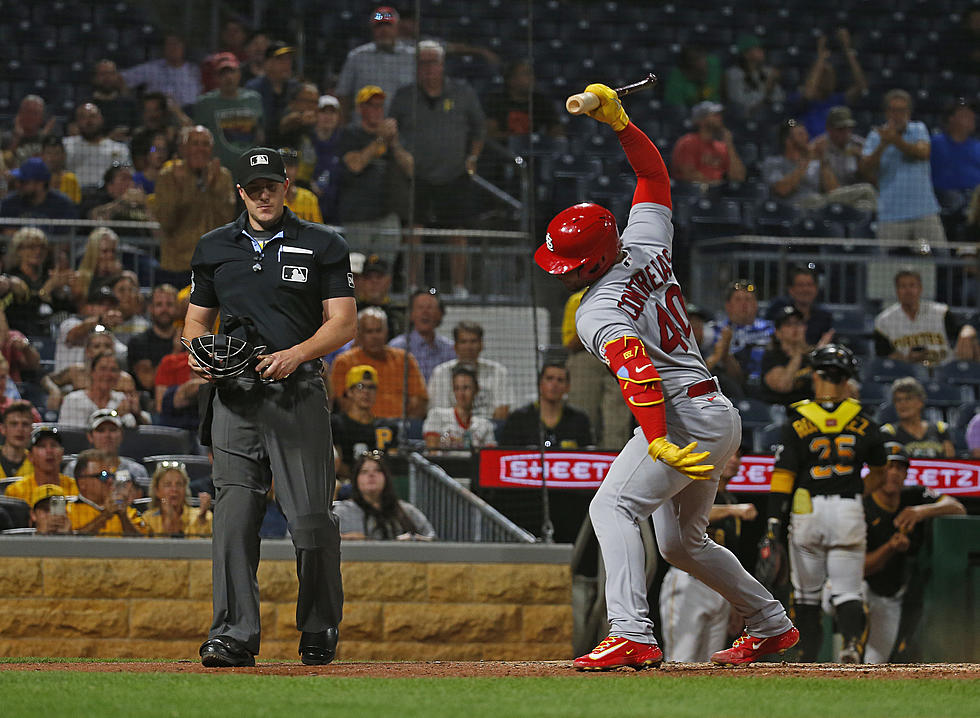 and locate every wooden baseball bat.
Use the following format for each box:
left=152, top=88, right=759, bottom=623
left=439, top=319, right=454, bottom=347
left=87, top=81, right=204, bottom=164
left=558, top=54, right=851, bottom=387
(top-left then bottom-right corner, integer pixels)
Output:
left=565, top=73, right=658, bottom=115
